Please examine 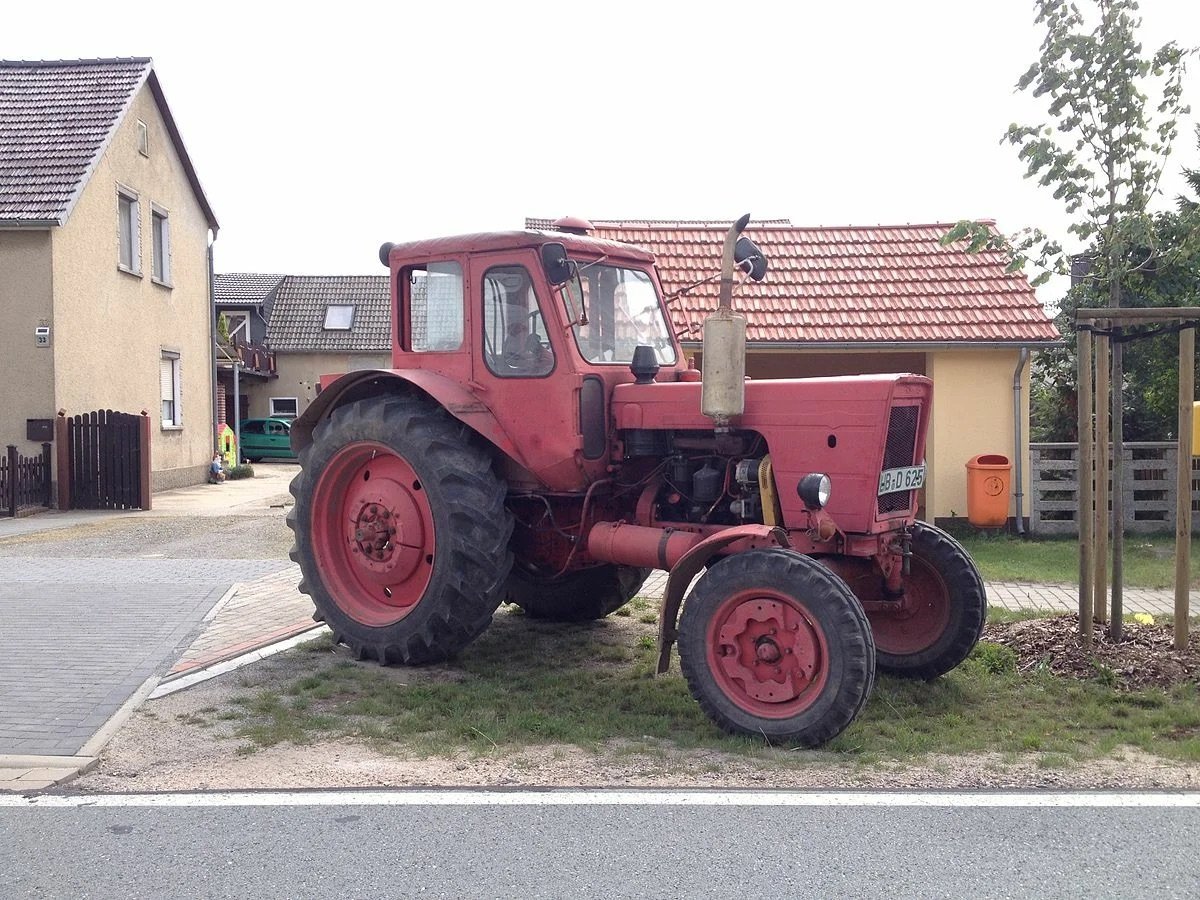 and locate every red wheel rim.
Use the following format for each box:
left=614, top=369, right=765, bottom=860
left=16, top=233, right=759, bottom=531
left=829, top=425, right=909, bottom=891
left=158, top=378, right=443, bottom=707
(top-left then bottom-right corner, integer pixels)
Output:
left=868, top=557, right=951, bottom=655
left=310, top=441, right=436, bottom=626
left=705, top=589, right=830, bottom=718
